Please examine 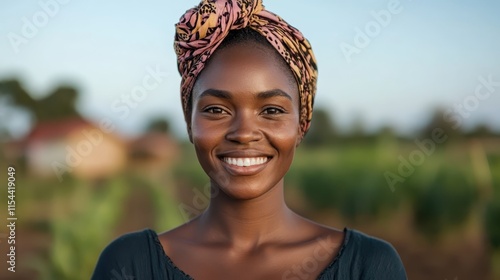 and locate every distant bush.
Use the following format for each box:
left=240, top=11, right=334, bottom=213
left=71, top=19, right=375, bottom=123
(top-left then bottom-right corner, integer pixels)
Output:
left=485, top=156, right=500, bottom=245
left=412, top=168, right=477, bottom=239
left=290, top=145, right=401, bottom=220
left=36, top=178, right=129, bottom=280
